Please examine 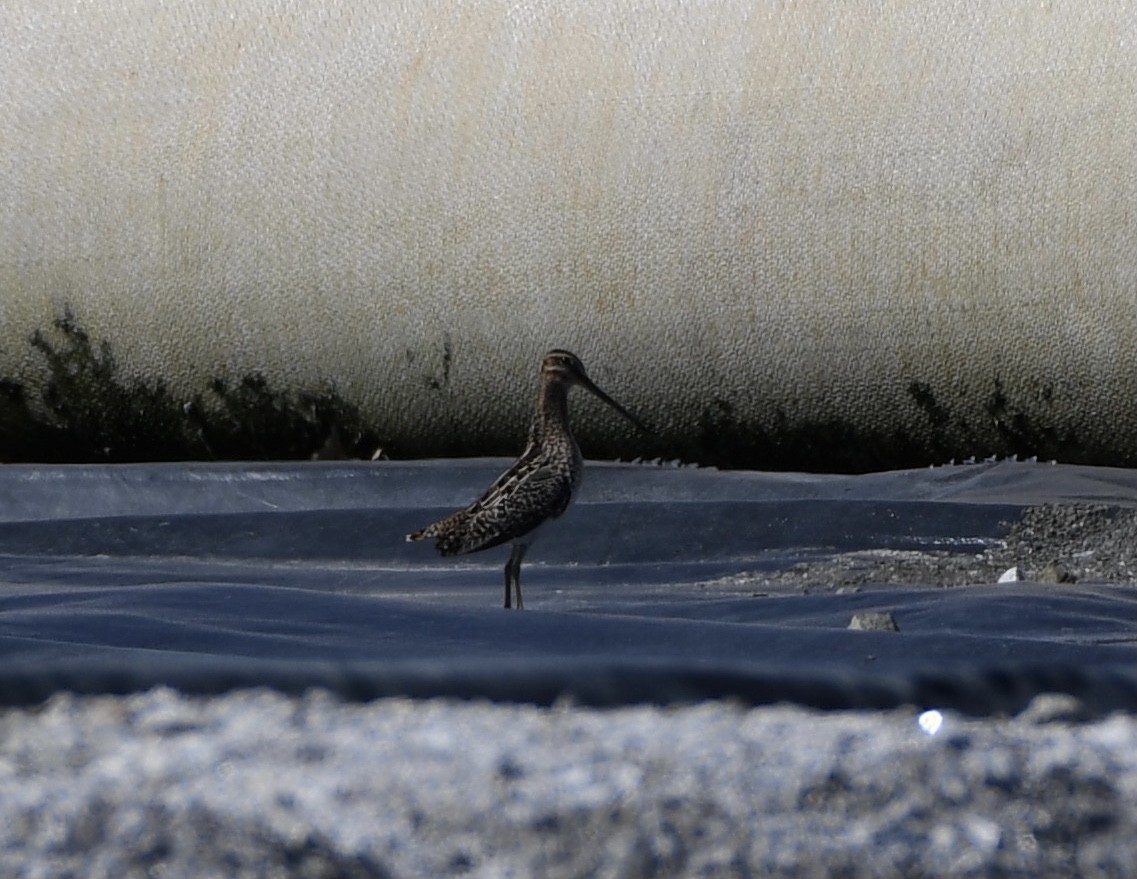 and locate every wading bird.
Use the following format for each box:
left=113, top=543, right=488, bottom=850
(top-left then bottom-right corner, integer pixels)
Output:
left=407, top=350, right=646, bottom=609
